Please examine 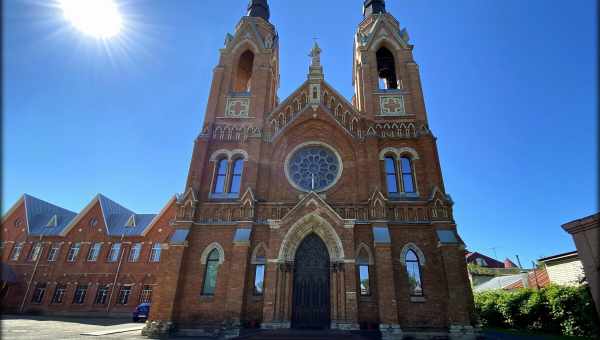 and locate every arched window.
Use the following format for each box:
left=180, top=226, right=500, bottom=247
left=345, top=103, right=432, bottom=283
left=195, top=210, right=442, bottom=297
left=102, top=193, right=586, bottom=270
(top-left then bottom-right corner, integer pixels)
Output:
left=384, top=156, right=399, bottom=194
left=405, top=250, right=423, bottom=296
left=356, top=246, right=372, bottom=296
left=251, top=245, right=266, bottom=296
left=234, top=50, right=254, bottom=92
left=229, top=158, right=244, bottom=194
left=400, top=157, right=415, bottom=193
left=213, top=159, right=228, bottom=194
left=202, top=249, right=221, bottom=296
left=376, top=47, right=398, bottom=90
